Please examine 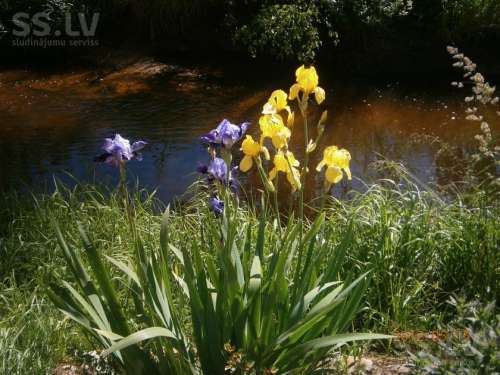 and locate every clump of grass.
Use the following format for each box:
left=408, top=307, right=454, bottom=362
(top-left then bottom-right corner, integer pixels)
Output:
left=0, top=182, right=164, bottom=375
left=0, top=180, right=162, bottom=284
left=325, top=179, right=498, bottom=330
left=0, top=279, right=80, bottom=375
